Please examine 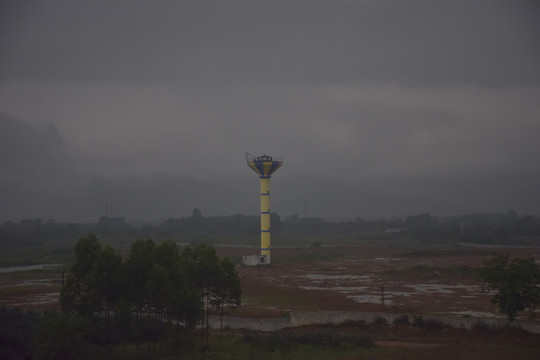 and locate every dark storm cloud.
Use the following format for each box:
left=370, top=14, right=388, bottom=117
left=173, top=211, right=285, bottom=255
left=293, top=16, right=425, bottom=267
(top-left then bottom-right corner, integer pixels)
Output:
left=1, top=0, right=539, bottom=87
